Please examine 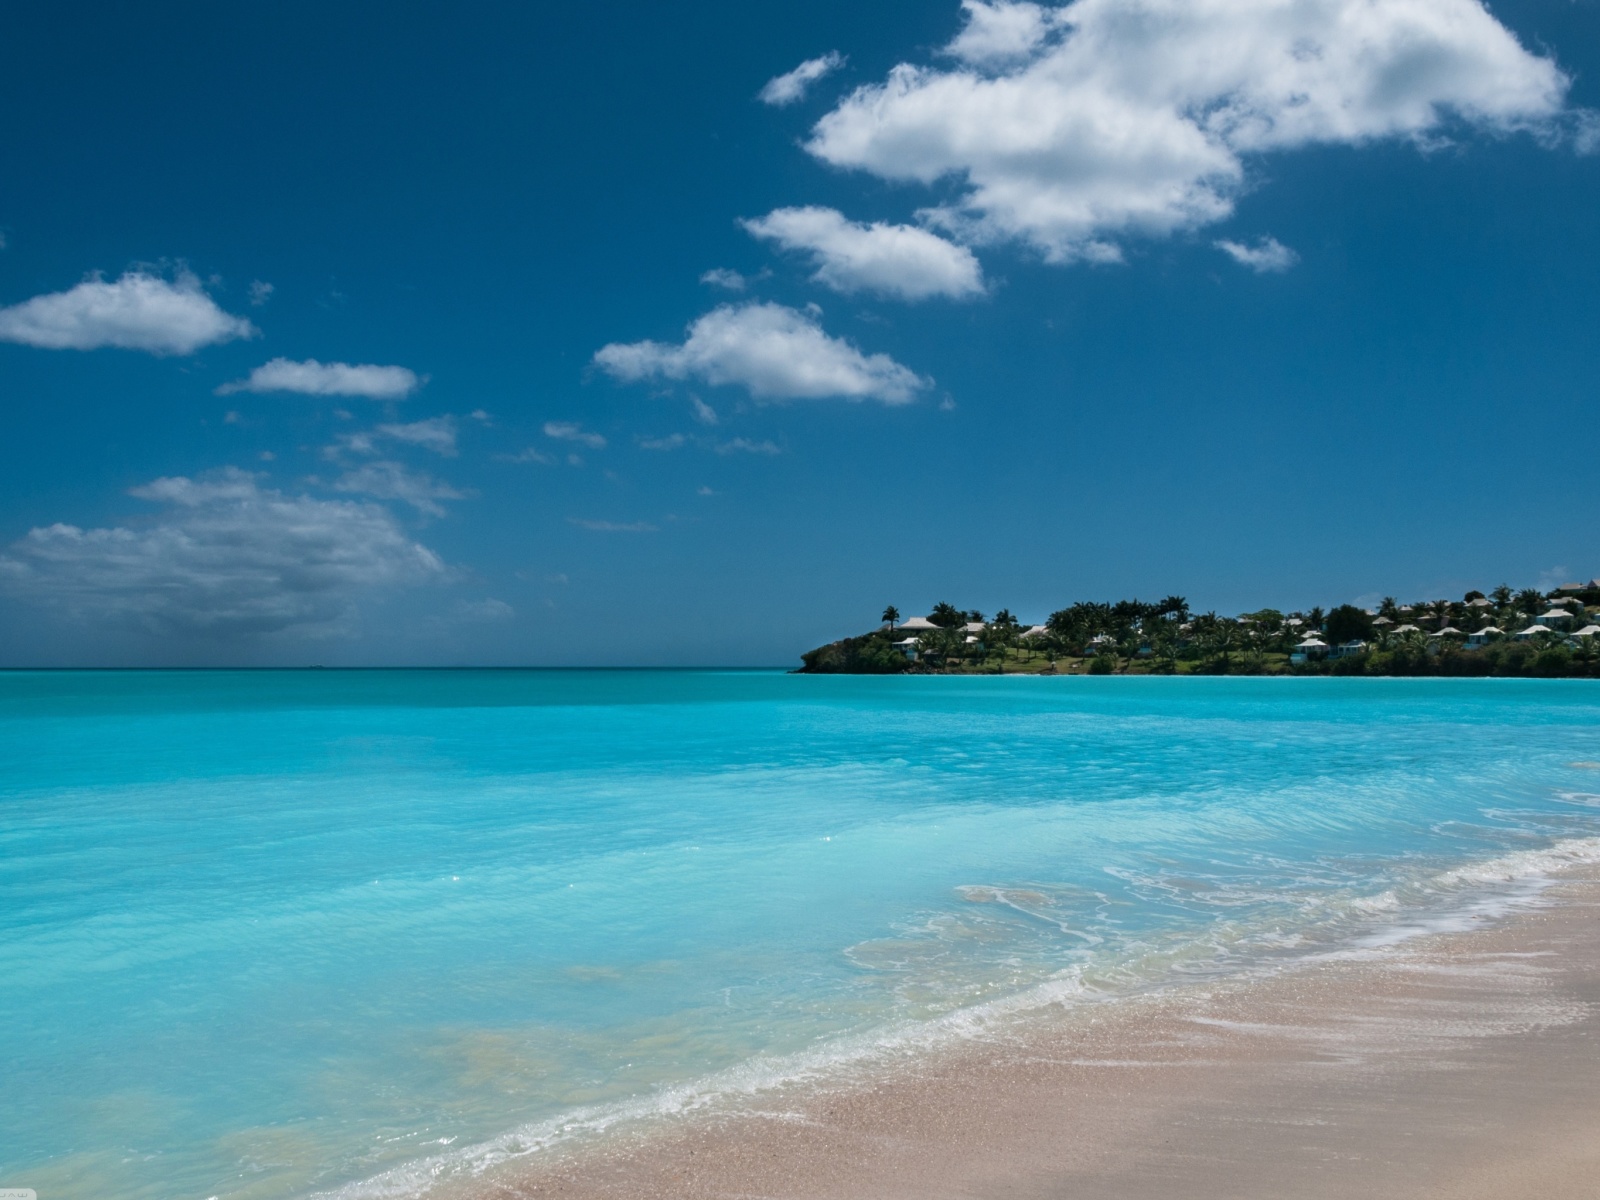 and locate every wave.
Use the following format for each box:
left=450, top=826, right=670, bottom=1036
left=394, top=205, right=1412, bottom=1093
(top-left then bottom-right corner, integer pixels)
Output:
left=309, top=830, right=1600, bottom=1200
